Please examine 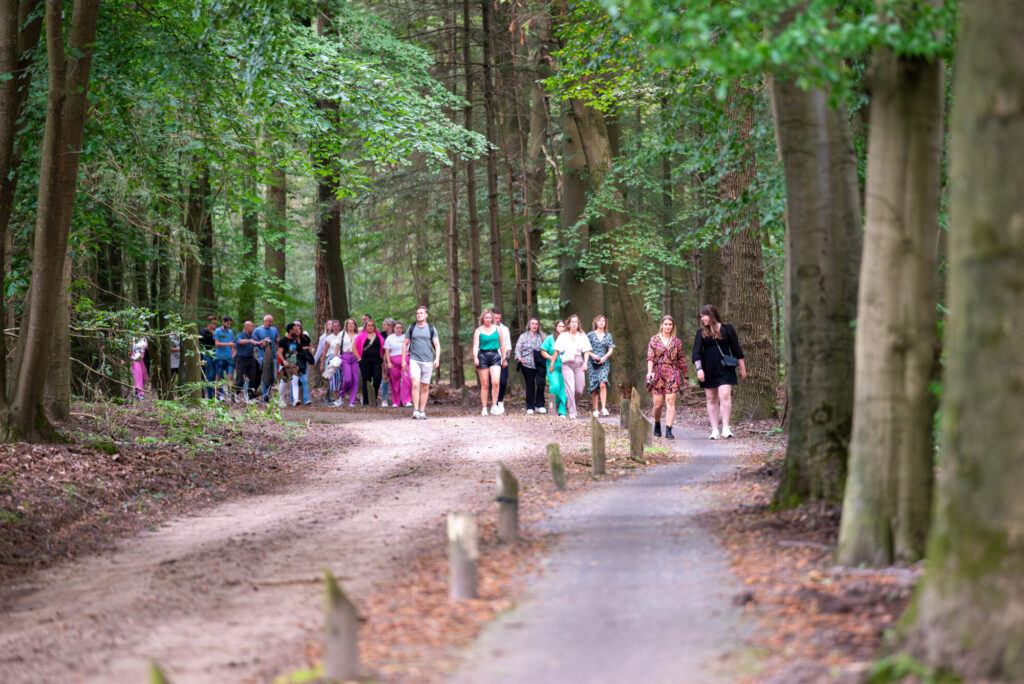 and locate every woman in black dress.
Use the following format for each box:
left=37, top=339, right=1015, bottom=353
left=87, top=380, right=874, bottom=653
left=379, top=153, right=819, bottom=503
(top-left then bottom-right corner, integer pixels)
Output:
left=692, top=304, right=746, bottom=439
